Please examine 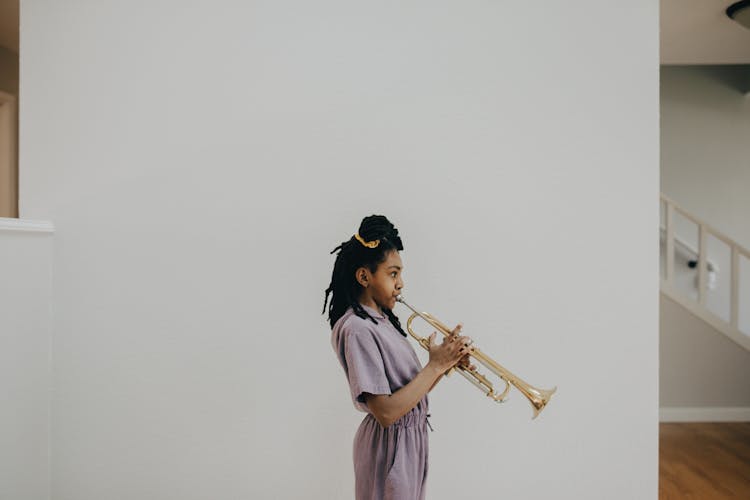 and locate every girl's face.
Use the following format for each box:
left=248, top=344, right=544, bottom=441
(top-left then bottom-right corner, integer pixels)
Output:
left=358, top=250, right=404, bottom=310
